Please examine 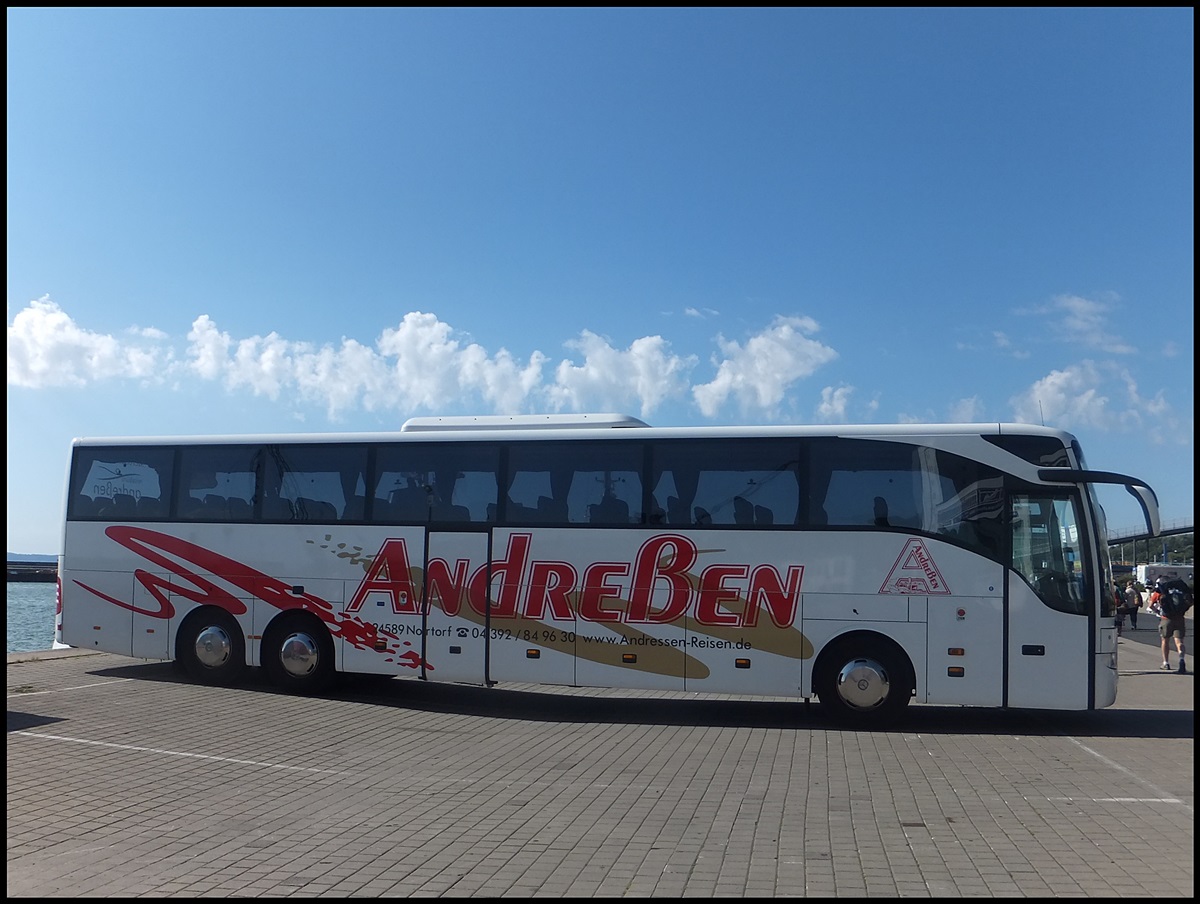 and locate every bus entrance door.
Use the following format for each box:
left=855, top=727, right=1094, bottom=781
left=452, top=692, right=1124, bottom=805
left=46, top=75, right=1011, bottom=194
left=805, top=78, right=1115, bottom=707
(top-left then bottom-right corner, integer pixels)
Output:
left=1004, top=572, right=1090, bottom=710
left=421, top=531, right=490, bottom=685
